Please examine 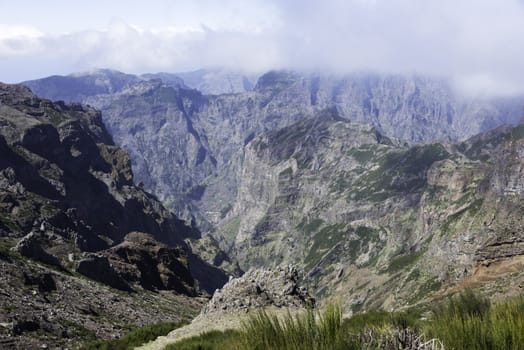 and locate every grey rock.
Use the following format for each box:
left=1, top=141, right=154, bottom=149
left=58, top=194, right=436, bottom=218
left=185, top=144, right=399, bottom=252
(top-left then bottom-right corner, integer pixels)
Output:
left=202, top=265, right=314, bottom=314
left=22, top=70, right=524, bottom=233
left=23, top=272, right=57, bottom=293
left=75, top=254, right=131, bottom=292
left=13, top=232, right=61, bottom=267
